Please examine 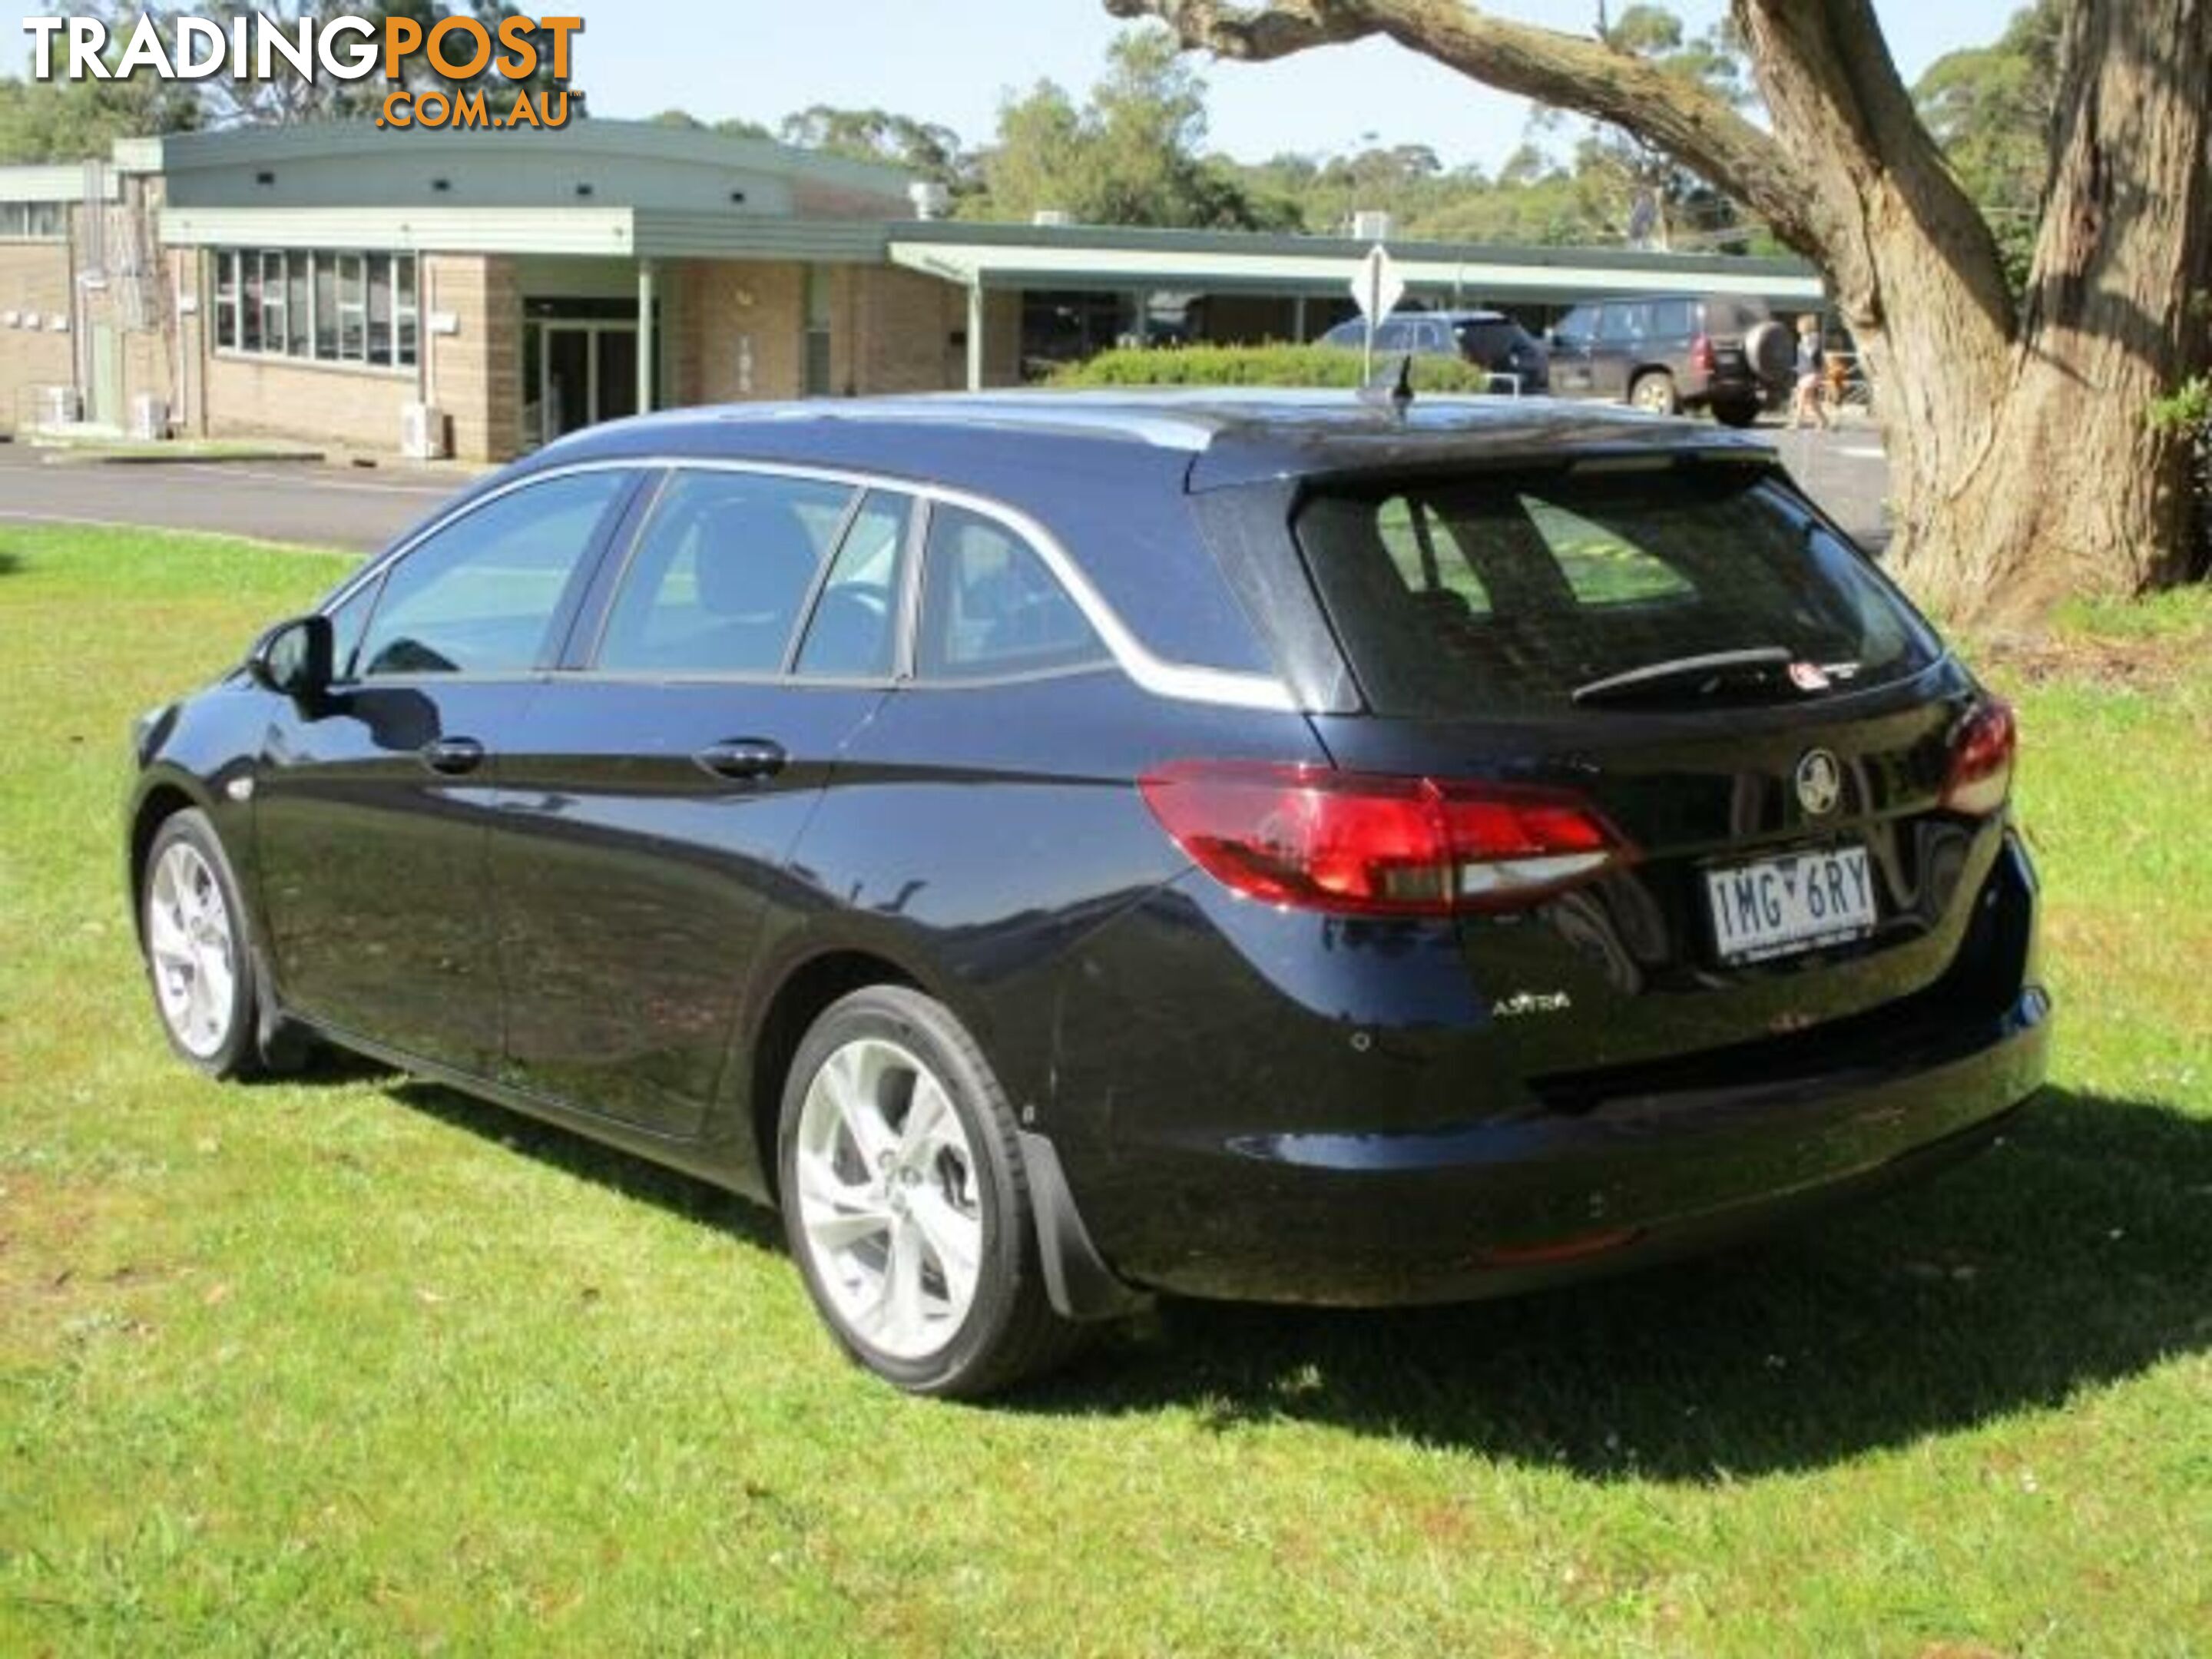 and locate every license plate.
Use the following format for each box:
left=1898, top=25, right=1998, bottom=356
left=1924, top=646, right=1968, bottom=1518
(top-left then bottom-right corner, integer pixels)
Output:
left=1705, top=846, right=1876, bottom=964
